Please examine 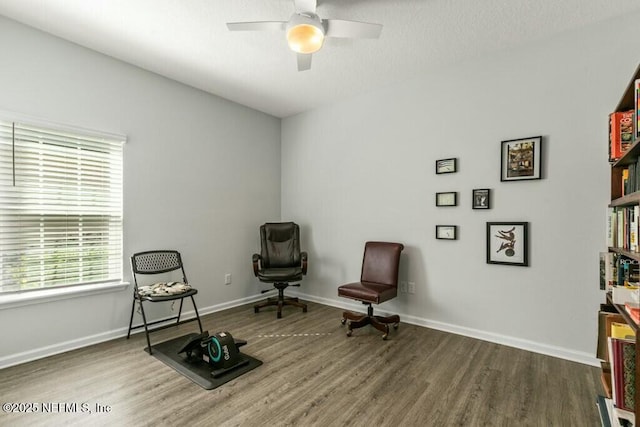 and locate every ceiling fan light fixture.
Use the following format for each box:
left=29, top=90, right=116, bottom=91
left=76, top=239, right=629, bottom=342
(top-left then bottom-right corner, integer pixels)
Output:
left=286, top=13, right=324, bottom=54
